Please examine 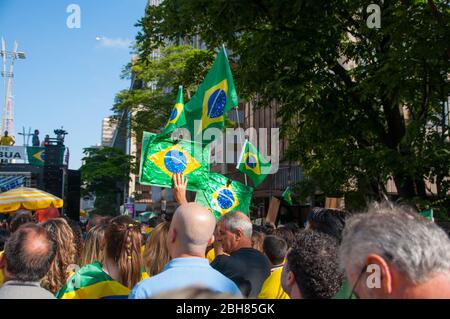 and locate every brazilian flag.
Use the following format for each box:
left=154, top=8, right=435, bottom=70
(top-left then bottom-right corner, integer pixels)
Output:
left=27, top=147, right=46, bottom=166
left=56, top=262, right=130, bottom=299
left=196, top=172, right=253, bottom=219
left=161, top=86, right=185, bottom=136
left=26, top=146, right=65, bottom=166
left=236, top=140, right=271, bottom=187
left=139, top=132, right=210, bottom=191
left=184, top=46, right=239, bottom=141
left=282, top=186, right=293, bottom=205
